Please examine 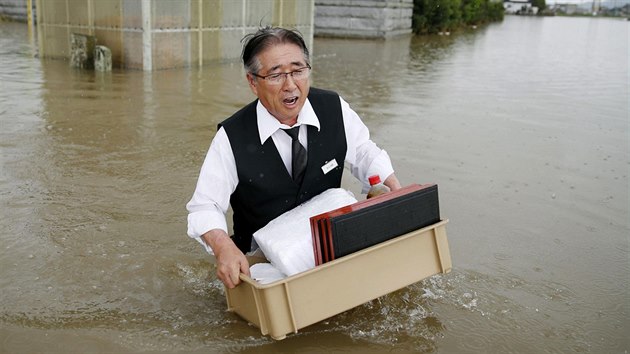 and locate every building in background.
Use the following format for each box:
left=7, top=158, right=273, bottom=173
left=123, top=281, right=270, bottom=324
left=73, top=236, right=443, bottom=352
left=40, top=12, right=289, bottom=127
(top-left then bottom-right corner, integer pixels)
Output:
left=0, top=0, right=414, bottom=70
left=32, top=0, right=314, bottom=70
left=504, top=0, right=539, bottom=14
